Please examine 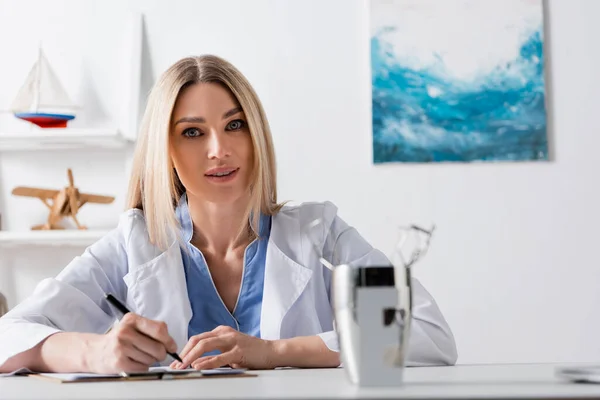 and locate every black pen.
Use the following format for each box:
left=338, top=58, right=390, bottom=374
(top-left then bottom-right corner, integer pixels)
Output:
left=104, top=293, right=183, bottom=363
